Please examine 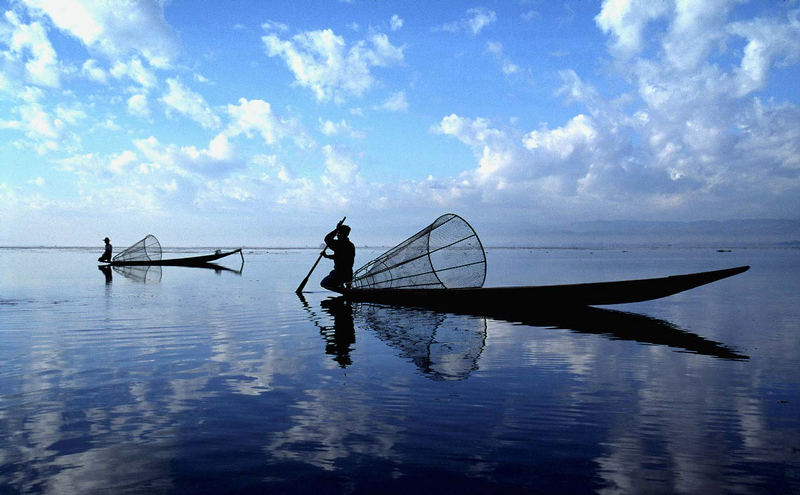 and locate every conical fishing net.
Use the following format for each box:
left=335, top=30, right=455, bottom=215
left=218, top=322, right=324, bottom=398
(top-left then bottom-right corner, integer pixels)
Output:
left=112, top=234, right=162, bottom=263
left=352, top=213, right=486, bottom=289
